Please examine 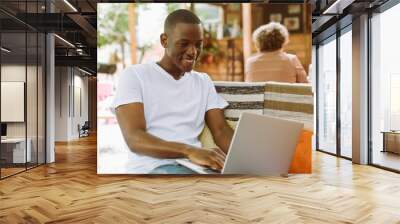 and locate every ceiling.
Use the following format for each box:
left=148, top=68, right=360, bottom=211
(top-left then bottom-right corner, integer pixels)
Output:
left=1, top=0, right=393, bottom=74
left=0, top=0, right=97, bottom=74
left=310, top=0, right=390, bottom=42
